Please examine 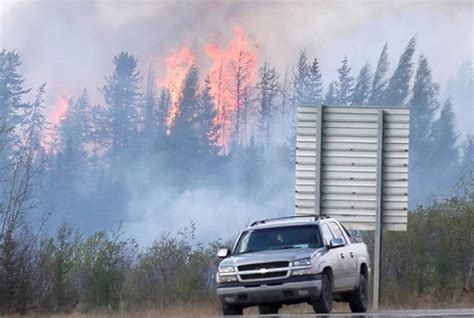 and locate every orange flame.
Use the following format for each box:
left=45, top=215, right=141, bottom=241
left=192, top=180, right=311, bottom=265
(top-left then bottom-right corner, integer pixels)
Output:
left=157, top=27, right=257, bottom=147
left=44, top=91, right=70, bottom=149
left=159, top=47, right=196, bottom=132
left=205, top=27, right=257, bottom=147
left=48, top=94, right=69, bottom=125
